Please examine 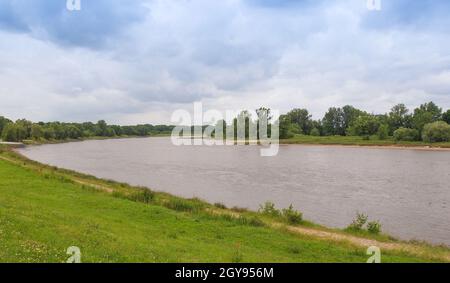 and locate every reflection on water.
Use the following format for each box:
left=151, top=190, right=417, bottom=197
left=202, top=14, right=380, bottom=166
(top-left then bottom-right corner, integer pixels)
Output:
left=18, top=137, right=450, bottom=246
